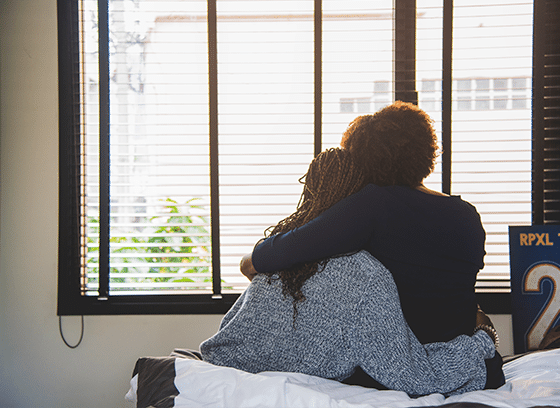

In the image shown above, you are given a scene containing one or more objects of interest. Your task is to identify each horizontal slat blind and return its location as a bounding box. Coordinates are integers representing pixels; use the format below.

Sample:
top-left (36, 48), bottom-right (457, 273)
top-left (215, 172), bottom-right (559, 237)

top-left (542, 1), bottom-right (560, 224)
top-left (80, 0), bottom-right (317, 296)
top-left (216, 1), bottom-right (315, 293)
top-left (78, 0), bottom-right (534, 298)
top-left (80, 0), bottom-right (101, 296)
top-left (416, 1), bottom-right (443, 191)
top-left (82, 0), bottom-right (214, 295)
top-left (321, 1), bottom-right (393, 148)
top-left (451, 1), bottom-right (533, 291)
top-left (413, 1), bottom-right (533, 292)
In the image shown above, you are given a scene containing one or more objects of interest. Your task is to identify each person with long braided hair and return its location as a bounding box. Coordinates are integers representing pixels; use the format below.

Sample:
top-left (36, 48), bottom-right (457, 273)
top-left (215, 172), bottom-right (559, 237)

top-left (263, 147), bottom-right (367, 320)
top-left (240, 101), bottom-right (505, 389)
top-left (200, 147), bottom-right (497, 397)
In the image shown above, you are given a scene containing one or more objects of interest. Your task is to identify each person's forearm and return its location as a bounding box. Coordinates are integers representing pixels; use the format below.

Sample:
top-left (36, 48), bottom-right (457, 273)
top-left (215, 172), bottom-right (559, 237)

top-left (252, 187), bottom-right (375, 273)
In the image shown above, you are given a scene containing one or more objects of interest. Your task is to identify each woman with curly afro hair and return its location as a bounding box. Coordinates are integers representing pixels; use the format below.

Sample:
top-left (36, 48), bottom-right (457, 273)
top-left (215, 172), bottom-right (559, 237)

top-left (201, 147), bottom-right (497, 397)
top-left (241, 101), bottom-right (504, 390)
top-left (340, 101), bottom-right (439, 188)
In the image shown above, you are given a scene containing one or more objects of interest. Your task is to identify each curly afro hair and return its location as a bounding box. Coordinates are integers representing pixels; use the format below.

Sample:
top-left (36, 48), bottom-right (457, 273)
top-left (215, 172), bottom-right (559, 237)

top-left (265, 148), bottom-right (366, 321)
top-left (340, 101), bottom-right (439, 187)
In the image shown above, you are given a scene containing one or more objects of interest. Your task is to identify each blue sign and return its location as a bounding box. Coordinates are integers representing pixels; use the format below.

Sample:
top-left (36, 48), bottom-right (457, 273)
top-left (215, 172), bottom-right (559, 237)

top-left (509, 225), bottom-right (560, 354)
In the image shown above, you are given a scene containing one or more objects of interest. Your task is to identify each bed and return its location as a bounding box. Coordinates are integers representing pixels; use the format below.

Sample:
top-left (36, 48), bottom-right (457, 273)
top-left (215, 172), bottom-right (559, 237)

top-left (126, 348), bottom-right (560, 408)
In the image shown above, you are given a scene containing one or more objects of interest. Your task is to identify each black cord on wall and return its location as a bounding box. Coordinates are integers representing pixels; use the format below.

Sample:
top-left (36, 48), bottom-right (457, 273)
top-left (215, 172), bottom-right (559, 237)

top-left (59, 315), bottom-right (84, 349)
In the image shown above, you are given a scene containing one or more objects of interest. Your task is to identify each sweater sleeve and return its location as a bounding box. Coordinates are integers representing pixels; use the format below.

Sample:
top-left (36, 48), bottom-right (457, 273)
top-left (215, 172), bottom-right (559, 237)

top-left (218, 289), bottom-right (246, 330)
top-left (252, 185), bottom-right (382, 273)
top-left (354, 286), bottom-right (495, 397)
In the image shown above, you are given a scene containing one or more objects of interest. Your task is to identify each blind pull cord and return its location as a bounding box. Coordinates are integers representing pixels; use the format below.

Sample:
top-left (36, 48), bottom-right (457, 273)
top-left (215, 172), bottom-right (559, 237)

top-left (59, 315), bottom-right (84, 349)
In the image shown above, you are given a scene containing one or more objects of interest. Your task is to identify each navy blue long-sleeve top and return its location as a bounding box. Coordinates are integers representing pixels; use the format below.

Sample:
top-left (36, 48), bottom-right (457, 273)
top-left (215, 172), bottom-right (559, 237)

top-left (252, 184), bottom-right (486, 344)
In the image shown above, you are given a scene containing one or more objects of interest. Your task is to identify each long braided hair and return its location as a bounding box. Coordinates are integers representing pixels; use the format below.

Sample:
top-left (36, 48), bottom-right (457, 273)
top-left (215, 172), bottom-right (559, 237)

top-left (264, 148), bottom-right (367, 320)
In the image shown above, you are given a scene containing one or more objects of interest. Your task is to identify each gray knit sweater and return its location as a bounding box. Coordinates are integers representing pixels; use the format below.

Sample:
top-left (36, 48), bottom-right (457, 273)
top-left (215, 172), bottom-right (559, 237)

top-left (200, 251), bottom-right (494, 397)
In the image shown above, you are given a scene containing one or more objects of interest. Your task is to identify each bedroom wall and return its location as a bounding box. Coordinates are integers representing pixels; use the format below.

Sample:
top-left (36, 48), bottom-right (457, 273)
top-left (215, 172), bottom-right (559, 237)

top-left (0, 0), bottom-right (513, 407)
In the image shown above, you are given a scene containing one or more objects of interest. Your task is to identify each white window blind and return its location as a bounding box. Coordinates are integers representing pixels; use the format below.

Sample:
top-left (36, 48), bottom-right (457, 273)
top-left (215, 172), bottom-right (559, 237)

top-left (416, 1), bottom-right (533, 292)
top-left (216, 1), bottom-right (315, 293)
top-left (81, 0), bottom-right (215, 295)
top-left (450, 1), bottom-right (533, 291)
top-left (72, 0), bottom-right (534, 304)
top-left (321, 1), bottom-right (393, 147)
top-left (79, 0), bottom-right (318, 296)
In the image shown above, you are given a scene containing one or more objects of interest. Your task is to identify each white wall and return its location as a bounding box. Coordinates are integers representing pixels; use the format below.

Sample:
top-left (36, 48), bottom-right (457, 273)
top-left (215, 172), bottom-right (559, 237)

top-left (0, 1), bottom-right (514, 407)
top-left (0, 1), bottom-right (223, 407)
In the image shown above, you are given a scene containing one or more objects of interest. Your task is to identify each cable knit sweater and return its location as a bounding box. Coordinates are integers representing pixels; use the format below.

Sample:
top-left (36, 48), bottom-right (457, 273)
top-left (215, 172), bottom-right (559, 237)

top-left (200, 251), bottom-right (494, 397)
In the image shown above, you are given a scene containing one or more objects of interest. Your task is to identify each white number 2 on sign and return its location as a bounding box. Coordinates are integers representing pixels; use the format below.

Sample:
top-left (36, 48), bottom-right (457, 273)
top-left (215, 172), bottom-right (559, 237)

top-left (524, 263), bottom-right (560, 350)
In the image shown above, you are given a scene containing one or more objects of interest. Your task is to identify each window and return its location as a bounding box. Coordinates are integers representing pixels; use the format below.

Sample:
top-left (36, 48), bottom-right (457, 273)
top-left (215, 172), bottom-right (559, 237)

top-left (340, 98), bottom-right (354, 113)
top-left (493, 78), bottom-right (508, 109)
top-left (494, 78), bottom-right (508, 91)
top-left (58, 0), bottom-right (546, 315)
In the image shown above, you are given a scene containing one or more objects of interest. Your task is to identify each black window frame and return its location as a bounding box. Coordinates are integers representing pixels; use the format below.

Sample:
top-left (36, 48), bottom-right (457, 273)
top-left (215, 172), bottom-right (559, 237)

top-left (58, 0), bottom-right (555, 316)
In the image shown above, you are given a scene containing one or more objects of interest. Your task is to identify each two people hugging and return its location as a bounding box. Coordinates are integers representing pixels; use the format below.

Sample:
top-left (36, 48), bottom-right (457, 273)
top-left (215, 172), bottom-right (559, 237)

top-left (199, 101), bottom-right (504, 397)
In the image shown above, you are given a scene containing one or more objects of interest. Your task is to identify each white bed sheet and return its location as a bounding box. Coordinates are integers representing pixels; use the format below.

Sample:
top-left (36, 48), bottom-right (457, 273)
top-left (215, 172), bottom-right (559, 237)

top-left (126, 349), bottom-right (560, 408)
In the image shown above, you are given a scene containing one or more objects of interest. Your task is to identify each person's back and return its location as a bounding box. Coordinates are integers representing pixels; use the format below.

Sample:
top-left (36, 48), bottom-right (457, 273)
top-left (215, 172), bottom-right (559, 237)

top-left (201, 251), bottom-right (494, 397)
top-left (336, 102), bottom-right (485, 344)
top-left (363, 185), bottom-right (485, 343)
top-left (251, 183), bottom-right (485, 344)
